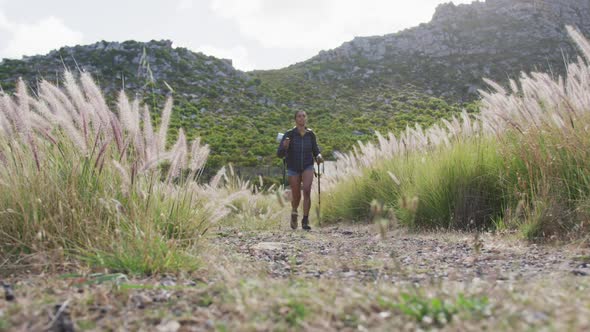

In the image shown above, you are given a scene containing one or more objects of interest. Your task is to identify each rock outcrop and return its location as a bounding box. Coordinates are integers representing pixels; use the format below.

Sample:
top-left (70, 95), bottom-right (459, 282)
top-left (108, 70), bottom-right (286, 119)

top-left (300, 0), bottom-right (590, 100)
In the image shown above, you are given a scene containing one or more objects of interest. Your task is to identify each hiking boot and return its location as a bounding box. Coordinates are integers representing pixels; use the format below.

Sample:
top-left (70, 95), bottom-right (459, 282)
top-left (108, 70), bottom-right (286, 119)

top-left (302, 216), bottom-right (311, 231)
top-left (290, 212), bottom-right (298, 230)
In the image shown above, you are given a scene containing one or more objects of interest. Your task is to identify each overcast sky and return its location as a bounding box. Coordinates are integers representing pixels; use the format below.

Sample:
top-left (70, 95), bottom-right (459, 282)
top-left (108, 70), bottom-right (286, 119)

top-left (0, 0), bottom-right (474, 71)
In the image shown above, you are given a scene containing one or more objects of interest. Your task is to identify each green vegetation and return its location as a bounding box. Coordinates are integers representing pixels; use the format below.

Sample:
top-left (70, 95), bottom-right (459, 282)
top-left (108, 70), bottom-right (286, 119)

top-left (378, 293), bottom-right (489, 326)
top-left (283, 299), bottom-right (308, 327)
top-left (321, 26), bottom-right (590, 240)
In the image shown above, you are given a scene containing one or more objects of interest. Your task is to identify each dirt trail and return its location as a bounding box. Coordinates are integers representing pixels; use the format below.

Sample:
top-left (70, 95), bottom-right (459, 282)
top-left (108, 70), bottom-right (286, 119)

top-left (212, 223), bottom-right (590, 284)
top-left (3, 224), bottom-right (590, 331)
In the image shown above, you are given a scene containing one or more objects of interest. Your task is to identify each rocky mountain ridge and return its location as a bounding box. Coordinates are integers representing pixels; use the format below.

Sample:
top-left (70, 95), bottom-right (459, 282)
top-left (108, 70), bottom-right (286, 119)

top-left (295, 0), bottom-right (590, 100)
top-left (0, 39), bottom-right (261, 112)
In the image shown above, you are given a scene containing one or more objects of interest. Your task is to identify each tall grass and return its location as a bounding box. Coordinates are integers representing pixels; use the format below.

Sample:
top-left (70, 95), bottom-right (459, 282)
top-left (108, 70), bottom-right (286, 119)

top-left (0, 71), bottom-right (227, 274)
top-left (323, 135), bottom-right (505, 230)
top-left (322, 26), bottom-right (590, 240)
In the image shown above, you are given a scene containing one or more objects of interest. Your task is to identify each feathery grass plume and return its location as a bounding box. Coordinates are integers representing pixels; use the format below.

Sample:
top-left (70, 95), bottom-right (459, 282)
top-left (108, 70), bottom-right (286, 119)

top-left (0, 96), bottom-right (14, 137)
top-left (2, 83), bottom-right (25, 136)
top-left (188, 137), bottom-right (209, 177)
top-left (109, 113), bottom-right (124, 153)
top-left (94, 138), bottom-right (112, 172)
top-left (19, 93), bottom-right (52, 134)
top-left (482, 77), bottom-right (507, 96)
top-left (209, 166), bottom-right (226, 189)
top-left (15, 80), bottom-right (43, 170)
top-left (39, 81), bottom-right (76, 124)
top-left (26, 111), bottom-right (51, 136)
top-left (41, 86), bottom-right (88, 153)
top-left (167, 128), bottom-right (188, 182)
top-left (29, 98), bottom-right (58, 126)
top-left (62, 70), bottom-right (85, 129)
top-left (80, 71), bottom-right (111, 133)
top-left (0, 105), bottom-right (11, 137)
top-left (117, 91), bottom-right (135, 136)
top-left (129, 98), bottom-right (144, 157)
top-left (567, 26), bottom-right (590, 62)
top-left (158, 97), bottom-right (173, 153)
top-left (142, 104), bottom-right (155, 162)
top-left (112, 160), bottom-right (131, 195)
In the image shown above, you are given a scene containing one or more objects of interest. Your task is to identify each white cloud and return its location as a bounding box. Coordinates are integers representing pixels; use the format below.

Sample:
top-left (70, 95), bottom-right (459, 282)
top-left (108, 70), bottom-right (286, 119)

top-left (0, 13), bottom-right (83, 59)
top-left (176, 0), bottom-right (195, 11)
top-left (0, 11), bottom-right (10, 30)
top-left (210, 0), bottom-right (475, 51)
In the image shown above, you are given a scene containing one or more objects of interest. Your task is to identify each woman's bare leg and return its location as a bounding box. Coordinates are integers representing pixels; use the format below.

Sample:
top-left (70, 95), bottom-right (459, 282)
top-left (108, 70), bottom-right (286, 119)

top-left (289, 174), bottom-right (302, 212)
top-left (289, 174), bottom-right (302, 229)
top-left (302, 169), bottom-right (314, 217)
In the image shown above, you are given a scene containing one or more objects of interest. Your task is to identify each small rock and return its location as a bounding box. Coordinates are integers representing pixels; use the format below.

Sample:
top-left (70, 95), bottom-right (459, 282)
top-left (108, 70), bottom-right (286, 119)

top-left (2, 283), bottom-right (14, 301)
top-left (463, 256), bottom-right (477, 266)
top-left (131, 293), bottom-right (152, 309)
top-left (52, 303), bottom-right (75, 332)
top-left (251, 242), bottom-right (288, 251)
top-left (156, 320), bottom-right (180, 332)
top-left (523, 310), bottom-right (549, 324)
top-left (154, 290), bottom-right (172, 302)
top-left (160, 278), bottom-right (176, 287)
top-left (572, 269), bottom-right (589, 276)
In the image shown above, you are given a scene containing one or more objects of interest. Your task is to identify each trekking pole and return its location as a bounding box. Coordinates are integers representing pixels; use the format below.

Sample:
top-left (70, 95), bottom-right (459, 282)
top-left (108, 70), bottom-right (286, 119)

top-left (318, 163), bottom-right (322, 227)
top-left (282, 158), bottom-right (287, 187)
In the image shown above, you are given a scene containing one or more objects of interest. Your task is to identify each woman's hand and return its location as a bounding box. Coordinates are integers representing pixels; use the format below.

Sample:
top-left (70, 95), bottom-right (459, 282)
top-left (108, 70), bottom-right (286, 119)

top-left (316, 154), bottom-right (324, 163)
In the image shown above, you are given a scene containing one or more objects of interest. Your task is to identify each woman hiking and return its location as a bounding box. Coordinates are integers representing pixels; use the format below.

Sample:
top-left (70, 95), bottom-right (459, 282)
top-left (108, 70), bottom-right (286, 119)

top-left (277, 110), bottom-right (324, 230)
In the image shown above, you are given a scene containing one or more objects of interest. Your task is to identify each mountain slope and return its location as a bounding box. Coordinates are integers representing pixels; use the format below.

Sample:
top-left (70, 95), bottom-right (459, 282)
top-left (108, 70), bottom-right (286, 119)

top-left (265, 0), bottom-right (590, 101)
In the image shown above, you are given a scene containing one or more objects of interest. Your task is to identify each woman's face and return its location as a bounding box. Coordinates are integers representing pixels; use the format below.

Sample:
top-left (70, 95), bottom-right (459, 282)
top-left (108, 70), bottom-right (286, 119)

top-left (295, 112), bottom-right (307, 126)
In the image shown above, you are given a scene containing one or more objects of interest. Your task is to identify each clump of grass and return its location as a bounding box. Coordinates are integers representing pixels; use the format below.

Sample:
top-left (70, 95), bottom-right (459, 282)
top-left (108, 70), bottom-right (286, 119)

top-left (398, 138), bottom-right (505, 230)
top-left (479, 26), bottom-right (590, 239)
top-left (378, 292), bottom-right (489, 327)
top-left (0, 71), bottom-right (218, 274)
top-left (322, 136), bottom-right (505, 230)
top-left (322, 26), bottom-right (590, 240)
top-left (283, 299), bottom-right (308, 327)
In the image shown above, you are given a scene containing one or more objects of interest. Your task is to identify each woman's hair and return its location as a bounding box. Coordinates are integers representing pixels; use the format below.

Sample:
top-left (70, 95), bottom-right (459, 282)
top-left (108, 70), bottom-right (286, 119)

top-left (294, 110), bottom-right (307, 119)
